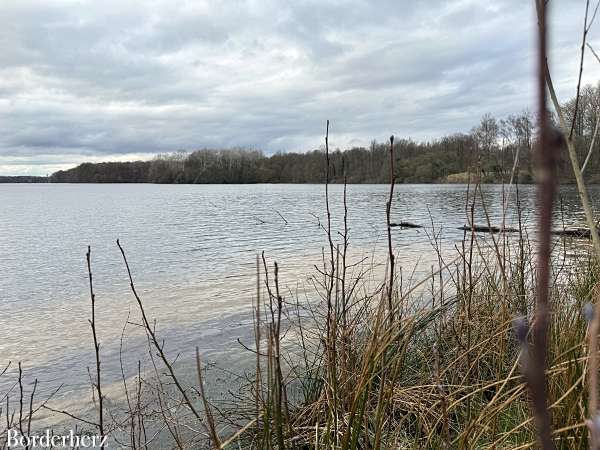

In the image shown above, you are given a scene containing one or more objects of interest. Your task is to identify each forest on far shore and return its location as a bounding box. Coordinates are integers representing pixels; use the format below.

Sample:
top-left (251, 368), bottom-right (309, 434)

top-left (21, 84), bottom-right (600, 184)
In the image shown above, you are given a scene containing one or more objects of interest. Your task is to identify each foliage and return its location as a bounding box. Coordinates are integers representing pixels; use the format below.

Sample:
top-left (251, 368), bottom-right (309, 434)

top-left (47, 84), bottom-right (600, 184)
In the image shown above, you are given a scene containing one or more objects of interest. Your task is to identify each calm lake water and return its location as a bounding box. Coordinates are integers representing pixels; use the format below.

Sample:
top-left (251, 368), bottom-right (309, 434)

top-left (0, 183), bottom-right (597, 424)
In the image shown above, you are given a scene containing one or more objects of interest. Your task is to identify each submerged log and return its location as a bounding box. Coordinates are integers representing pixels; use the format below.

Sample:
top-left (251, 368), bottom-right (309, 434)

top-left (390, 221), bottom-right (423, 229)
top-left (552, 228), bottom-right (591, 238)
top-left (458, 225), bottom-right (519, 233)
top-left (461, 224), bottom-right (594, 239)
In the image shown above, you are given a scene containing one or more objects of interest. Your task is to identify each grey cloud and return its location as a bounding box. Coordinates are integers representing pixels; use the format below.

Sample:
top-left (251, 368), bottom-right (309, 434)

top-left (0, 0), bottom-right (598, 175)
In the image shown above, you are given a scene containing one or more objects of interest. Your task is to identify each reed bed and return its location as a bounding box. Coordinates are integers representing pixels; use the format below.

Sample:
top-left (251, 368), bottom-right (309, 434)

top-left (224, 179), bottom-right (597, 449)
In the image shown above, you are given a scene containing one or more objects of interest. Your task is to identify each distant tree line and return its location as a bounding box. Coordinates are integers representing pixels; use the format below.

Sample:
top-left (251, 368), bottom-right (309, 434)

top-left (47, 132), bottom-right (530, 184)
top-left (49, 84), bottom-right (600, 184)
top-left (0, 176), bottom-right (48, 183)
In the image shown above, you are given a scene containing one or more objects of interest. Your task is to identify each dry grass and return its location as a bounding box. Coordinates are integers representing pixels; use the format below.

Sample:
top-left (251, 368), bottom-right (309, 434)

top-left (232, 203), bottom-right (598, 449)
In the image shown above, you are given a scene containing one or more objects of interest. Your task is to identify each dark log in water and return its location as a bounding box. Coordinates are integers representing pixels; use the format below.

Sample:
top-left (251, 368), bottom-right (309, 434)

top-left (460, 224), bottom-right (594, 239)
top-left (458, 225), bottom-right (519, 233)
top-left (390, 222), bottom-right (423, 229)
top-left (552, 228), bottom-right (592, 238)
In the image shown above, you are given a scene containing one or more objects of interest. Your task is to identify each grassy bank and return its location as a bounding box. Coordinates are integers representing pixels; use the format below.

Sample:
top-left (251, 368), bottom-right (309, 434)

top-left (224, 191), bottom-right (596, 449)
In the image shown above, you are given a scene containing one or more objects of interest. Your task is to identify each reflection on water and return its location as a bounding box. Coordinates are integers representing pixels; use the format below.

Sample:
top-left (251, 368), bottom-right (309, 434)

top-left (0, 183), bottom-right (597, 420)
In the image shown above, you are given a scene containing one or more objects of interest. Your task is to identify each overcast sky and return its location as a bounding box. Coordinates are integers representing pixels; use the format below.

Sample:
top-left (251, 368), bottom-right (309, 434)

top-left (1, 0), bottom-right (599, 175)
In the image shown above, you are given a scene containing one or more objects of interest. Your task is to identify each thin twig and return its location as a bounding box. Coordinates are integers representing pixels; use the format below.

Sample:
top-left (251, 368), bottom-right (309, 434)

top-left (582, 43), bottom-right (600, 174)
top-left (86, 246), bottom-right (105, 447)
top-left (570, 0), bottom-right (591, 140)
top-left (196, 348), bottom-right (221, 448)
top-left (40, 405), bottom-right (100, 428)
top-left (386, 135), bottom-right (396, 321)
top-left (116, 239), bottom-right (204, 424)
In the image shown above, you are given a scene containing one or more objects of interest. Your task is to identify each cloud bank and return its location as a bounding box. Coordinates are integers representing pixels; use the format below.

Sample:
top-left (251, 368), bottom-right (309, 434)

top-left (0, 0), bottom-right (598, 175)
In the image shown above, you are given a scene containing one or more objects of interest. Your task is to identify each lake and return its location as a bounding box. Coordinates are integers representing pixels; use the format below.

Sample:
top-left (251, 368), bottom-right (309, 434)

top-left (0, 183), bottom-right (596, 425)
